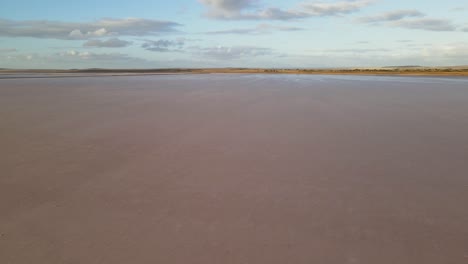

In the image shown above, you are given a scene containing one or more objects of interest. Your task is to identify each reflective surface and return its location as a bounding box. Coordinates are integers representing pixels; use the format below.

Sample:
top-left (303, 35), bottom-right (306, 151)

top-left (1, 74), bottom-right (468, 264)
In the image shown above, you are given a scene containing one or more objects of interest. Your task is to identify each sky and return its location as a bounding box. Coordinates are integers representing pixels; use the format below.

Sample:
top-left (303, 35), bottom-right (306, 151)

top-left (1, 0), bottom-right (467, 69)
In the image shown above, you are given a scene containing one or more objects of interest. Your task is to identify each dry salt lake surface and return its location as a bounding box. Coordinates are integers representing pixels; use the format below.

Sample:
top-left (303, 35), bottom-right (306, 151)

top-left (1, 73), bottom-right (468, 264)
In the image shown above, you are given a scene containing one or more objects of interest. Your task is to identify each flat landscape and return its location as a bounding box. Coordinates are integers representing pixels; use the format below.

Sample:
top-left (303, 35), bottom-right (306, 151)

top-left (1, 74), bottom-right (468, 264)
top-left (2, 66), bottom-right (468, 77)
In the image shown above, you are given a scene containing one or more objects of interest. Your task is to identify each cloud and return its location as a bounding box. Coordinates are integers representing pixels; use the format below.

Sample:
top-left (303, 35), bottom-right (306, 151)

top-left (449, 7), bottom-right (466, 12)
top-left (1, 49), bottom-right (217, 69)
top-left (358, 10), bottom-right (424, 23)
top-left (141, 38), bottom-right (185, 52)
top-left (322, 48), bottom-right (390, 53)
top-left (285, 42), bottom-right (468, 67)
top-left (420, 43), bottom-right (468, 60)
top-left (358, 10), bottom-right (458, 32)
top-left (198, 0), bottom-right (256, 17)
top-left (205, 24), bottom-right (304, 34)
top-left (2, 50), bottom-right (148, 63)
top-left (0, 48), bottom-right (17, 53)
top-left (300, 0), bottom-right (373, 16)
top-left (141, 38), bottom-right (274, 59)
top-left (83, 38), bottom-right (132, 48)
top-left (198, 0), bottom-right (373, 20)
top-left (0, 18), bottom-right (181, 40)
top-left (56, 50), bottom-right (138, 61)
top-left (391, 18), bottom-right (457, 31)
top-left (193, 45), bottom-right (272, 59)
top-left (69, 28), bottom-right (109, 39)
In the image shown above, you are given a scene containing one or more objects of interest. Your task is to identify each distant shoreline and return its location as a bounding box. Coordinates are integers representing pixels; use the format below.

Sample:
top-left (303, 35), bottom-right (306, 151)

top-left (1, 67), bottom-right (468, 77)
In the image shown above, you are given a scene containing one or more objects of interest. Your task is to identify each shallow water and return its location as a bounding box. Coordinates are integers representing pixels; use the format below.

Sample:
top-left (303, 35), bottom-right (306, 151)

top-left (1, 74), bottom-right (468, 264)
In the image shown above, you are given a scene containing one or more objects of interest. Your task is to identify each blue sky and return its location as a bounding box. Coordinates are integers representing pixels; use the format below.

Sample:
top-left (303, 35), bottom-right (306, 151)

top-left (1, 0), bottom-right (467, 69)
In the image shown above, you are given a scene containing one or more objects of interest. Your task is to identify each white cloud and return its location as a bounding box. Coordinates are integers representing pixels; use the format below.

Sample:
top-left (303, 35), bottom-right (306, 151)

top-left (391, 18), bottom-right (457, 31)
top-left (193, 45), bottom-right (272, 59)
top-left (83, 38), bottom-right (132, 48)
top-left (449, 7), bottom-right (466, 12)
top-left (198, 0), bottom-right (256, 18)
top-left (0, 18), bottom-right (181, 40)
top-left (0, 48), bottom-right (17, 53)
top-left (57, 50), bottom-right (140, 61)
top-left (358, 10), bottom-right (458, 32)
top-left (358, 10), bottom-right (424, 23)
top-left (199, 0), bottom-right (373, 20)
top-left (300, 0), bottom-right (373, 16)
top-left (69, 28), bottom-right (109, 39)
top-left (205, 24), bottom-right (305, 34)
top-left (421, 43), bottom-right (468, 59)
top-left (320, 48), bottom-right (391, 53)
top-left (141, 39), bottom-right (186, 52)
top-left (1, 50), bottom-right (155, 68)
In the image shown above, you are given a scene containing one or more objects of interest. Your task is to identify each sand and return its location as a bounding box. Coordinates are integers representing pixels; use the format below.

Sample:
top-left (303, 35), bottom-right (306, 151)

top-left (1, 74), bottom-right (468, 264)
